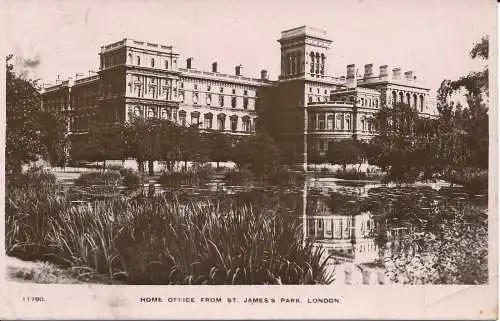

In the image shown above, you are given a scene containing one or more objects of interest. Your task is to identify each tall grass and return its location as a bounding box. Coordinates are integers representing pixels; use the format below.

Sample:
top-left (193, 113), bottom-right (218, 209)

top-left (159, 164), bottom-right (214, 187)
top-left (6, 176), bottom-right (333, 285)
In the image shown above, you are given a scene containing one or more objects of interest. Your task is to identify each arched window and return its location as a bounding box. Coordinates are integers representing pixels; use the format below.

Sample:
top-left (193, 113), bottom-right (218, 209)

top-left (318, 114), bottom-right (325, 130)
top-left (136, 56), bottom-right (141, 65)
top-left (327, 114), bottom-right (334, 130)
top-left (406, 93), bottom-right (411, 106)
top-left (230, 115), bottom-right (238, 132)
top-left (191, 111), bottom-right (200, 126)
top-left (345, 115), bottom-right (351, 130)
top-left (336, 115), bottom-right (343, 130)
top-left (320, 54), bottom-right (325, 75)
top-left (413, 94), bottom-right (418, 110)
top-left (420, 95), bottom-right (424, 112)
top-left (193, 92), bottom-right (199, 105)
top-left (315, 52), bottom-right (320, 74)
top-left (310, 52), bottom-right (315, 73)
top-left (204, 113), bottom-right (213, 129)
top-left (134, 106), bottom-right (141, 117)
top-left (179, 110), bottom-right (187, 126)
top-left (151, 58), bottom-right (155, 68)
top-left (148, 107), bottom-right (156, 119)
top-left (392, 91), bottom-right (397, 106)
top-left (206, 94), bottom-right (212, 106)
top-left (217, 114), bottom-right (226, 130)
top-left (399, 92), bottom-right (404, 104)
top-left (242, 116), bottom-right (251, 132)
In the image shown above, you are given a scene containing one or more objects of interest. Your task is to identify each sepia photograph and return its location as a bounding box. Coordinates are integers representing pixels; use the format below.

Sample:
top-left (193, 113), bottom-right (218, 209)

top-left (1, 0), bottom-right (497, 319)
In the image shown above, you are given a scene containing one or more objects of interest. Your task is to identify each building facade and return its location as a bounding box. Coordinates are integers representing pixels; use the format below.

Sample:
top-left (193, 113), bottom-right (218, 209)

top-left (41, 26), bottom-right (437, 162)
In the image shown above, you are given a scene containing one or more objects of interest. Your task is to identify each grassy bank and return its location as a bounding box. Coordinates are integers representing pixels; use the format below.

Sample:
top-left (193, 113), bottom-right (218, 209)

top-left (6, 171), bottom-right (333, 285)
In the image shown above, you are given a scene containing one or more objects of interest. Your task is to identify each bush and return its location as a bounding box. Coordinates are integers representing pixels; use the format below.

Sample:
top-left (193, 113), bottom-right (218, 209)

top-left (267, 170), bottom-right (305, 186)
top-left (74, 171), bottom-right (121, 186)
top-left (120, 168), bottom-right (144, 189)
top-left (331, 168), bottom-right (385, 181)
top-left (6, 187), bottom-right (334, 285)
top-left (223, 169), bottom-right (255, 186)
top-left (444, 167), bottom-right (488, 192)
top-left (159, 165), bottom-right (213, 187)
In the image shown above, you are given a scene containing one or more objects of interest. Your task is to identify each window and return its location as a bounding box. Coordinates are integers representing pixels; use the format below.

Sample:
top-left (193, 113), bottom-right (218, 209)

top-left (336, 115), bottom-right (343, 130)
top-left (134, 106), bottom-right (141, 117)
top-left (230, 116), bottom-right (238, 131)
top-left (204, 113), bottom-right (213, 129)
top-left (244, 90), bottom-right (248, 95)
top-left (317, 88), bottom-right (320, 94)
top-left (173, 110), bottom-right (177, 122)
top-left (165, 60), bottom-right (169, 69)
top-left (308, 96), bottom-right (313, 104)
top-left (191, 112), bottom-right (200, 126)
top-left (219, 95), bottom-right (224, 107)
top-left (242, 117), bottom-right (251, 132)
top-left (243, 97), bottom-right (249, 109)
top-left (178, 91), bottom-right (185, 102)
top-left (324, 89), bottom-right (327, 95)
top-left (219, 87), bottom-right (224, 93)
top-left (136, 56), bottom-right (141, 65)
top-left (179, 111), bottom-right (186, 126)
top-left (151, 58), bottom-right (155, 67)
top-left (327, 114), bottom-right (334, 130)
top-left (361, 117), bottom-right (366, 131)
top-left (129, 53), bottom-right (133, 64)
top-left (207, 86), bottom-right (211, 91)
top-left (232, 89), bottom-right (236, 94)
top-left (193, 92), bottom-right (199, 104)
top-left (318, 114), bottom-right (325, 130)
top-left (345, 115), bottom-right (351, 130)
top-left (217, 114), bottom-right (225, 130)
top-left (180, 82), bottom-right (184, 89)
top-left (309, 87), bottom-right (312, 93)
top-left (148, 107), bottom-right (156, 119)
top-left (206, 94), bottom-right (212, 105)
top-left (194, 84), bottom-right (198, 90)
top-left (231, 97), bottom-right (237, 108)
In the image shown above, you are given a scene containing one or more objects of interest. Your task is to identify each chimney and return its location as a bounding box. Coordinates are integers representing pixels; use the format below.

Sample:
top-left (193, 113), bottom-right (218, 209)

top-left (379, 65), bottom-right (388, 77)
top-left (212, 62), bottom-right (218, 73)
top-left (404, 71), bottom-right (414, 81)
top-left (364, 63), bottom-right (373, 78)
top-left (260, 69), bottom-right (268, 80)
top-left (392, 67), bottom-right (402, 80)
top-left (235, 64), bottom-right (243, 76)
top-left (186, 57), bottom-right (194, 69)
top-left (346, 64), bottom-right (357, 89)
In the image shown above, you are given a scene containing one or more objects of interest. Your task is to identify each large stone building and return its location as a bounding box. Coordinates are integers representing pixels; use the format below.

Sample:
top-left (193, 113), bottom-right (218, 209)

top-left (41, 25), bottom-right (436, 162)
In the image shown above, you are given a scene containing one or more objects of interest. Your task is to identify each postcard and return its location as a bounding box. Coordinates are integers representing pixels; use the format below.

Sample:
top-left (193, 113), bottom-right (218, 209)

top-left (1, 0), bottom-right (497, 319)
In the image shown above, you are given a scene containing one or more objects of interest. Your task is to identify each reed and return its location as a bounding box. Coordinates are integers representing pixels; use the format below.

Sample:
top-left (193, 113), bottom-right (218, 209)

top-left (6, 179), bottom-right (333, 285)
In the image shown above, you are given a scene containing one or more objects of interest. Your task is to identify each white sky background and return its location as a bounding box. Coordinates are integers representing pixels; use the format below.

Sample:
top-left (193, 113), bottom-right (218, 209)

top-left (5, 0), bottom-right (496, 95)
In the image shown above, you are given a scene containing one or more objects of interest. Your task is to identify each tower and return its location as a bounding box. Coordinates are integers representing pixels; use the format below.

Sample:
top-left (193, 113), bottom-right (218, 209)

top-left (278, 26), bottom-right (332, 80)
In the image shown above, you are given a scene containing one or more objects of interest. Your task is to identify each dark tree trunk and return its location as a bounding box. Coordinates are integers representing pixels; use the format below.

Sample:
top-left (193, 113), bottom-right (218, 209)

top-left (148, 160), bottom-right (154, 176)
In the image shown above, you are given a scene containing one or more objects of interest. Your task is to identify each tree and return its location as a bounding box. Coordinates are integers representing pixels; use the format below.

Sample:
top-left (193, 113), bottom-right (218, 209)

top-left (38, 111), bottom-right (69, 167)
top-left (326, 139), bottom-right (364, 171)
top-left (6, 54), bottom-right (45, 174)
top-left (205, 130), bottom-right (232, 170)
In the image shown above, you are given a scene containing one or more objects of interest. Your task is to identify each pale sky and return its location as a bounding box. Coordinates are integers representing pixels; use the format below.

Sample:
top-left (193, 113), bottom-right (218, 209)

top-left (5, 0), bottom-right (496, 94)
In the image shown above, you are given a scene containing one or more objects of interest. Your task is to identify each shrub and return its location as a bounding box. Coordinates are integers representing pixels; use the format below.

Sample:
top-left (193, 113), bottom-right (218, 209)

top-left (74, 171), bottom-right (121, 186)
top-left (223, 169), bottom-right (255, 186)
top-left (266, 170), bottom-right (305, 186)
top-left (444, 167), bottom-right (488, 192)
top-left (120, 168), bottom-right (144, 189)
